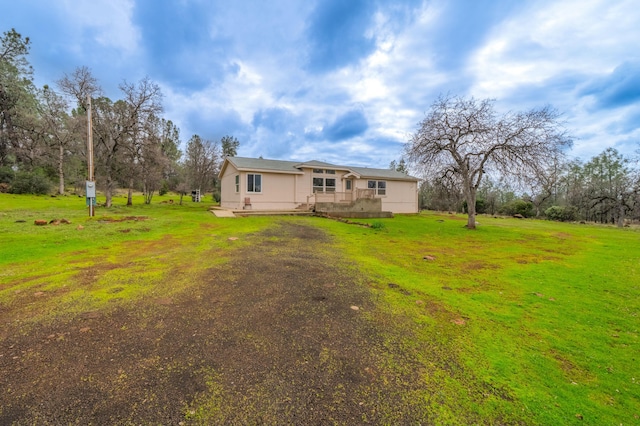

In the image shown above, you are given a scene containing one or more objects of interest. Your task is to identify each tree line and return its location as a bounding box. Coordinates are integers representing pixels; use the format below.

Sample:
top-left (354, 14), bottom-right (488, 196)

top-left (0, 28), bottom-right (240, 204)
top-left (407, 95), bottom-right (640, 228)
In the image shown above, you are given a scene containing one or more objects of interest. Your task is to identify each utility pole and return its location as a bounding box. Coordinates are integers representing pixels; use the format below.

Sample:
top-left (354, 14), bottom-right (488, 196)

top-left (86, 95), bottom-right (96, 216)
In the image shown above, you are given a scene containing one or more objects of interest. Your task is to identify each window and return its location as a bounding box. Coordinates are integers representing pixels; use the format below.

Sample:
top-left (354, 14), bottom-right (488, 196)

top-left (326, 169), bottom-right (336, 174)
top-left (313, 177), bottom-right (324, 193)
top-left (234, 175), bottom-right (239, 193)
top-left (247, 174), bottom-right (262, 192)
top-left (368, 180), bottom-right (387, 196)
top-left (313, 177), bottom-right (336, 193)
top-left (345, 180), bottom-right (352, 191)
top-left (325, 178), bottom-right (336, 192)
top-left (313, 169), bottom-right (324, 174)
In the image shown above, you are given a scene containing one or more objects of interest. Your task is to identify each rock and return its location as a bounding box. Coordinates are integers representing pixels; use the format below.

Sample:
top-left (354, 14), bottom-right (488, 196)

top-left (423, 255), bottom-right (436, 261)
top-left (350, 305), bottom-right (360, 311)
top-left (34, 220), bottom-right (48, 226)
top-left (388, 283), bottom-right (399, 288)
top-left (228, 237), bottom-right (239, 241)
top-left (513, 214), bottom-right (524, 219)
top-left (60, 218), bottom-right (71, 224)
top-left (49, 219), bottom-right (61, 225)
top-left (451, 318), bottom-right (466, 325)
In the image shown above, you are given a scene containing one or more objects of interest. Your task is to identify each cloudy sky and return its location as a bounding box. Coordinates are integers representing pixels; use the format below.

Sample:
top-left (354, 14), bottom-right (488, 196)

top-left (3, 0), bottom-right (639, 167)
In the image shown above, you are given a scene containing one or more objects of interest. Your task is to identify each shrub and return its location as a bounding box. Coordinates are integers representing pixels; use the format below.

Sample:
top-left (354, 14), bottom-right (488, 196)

top-left (159, 180), bottom-right (169, 196)
top-left (545, 205), bottom-right (578, 222)
top-left (10, 170), bottom-right (52, 195)
top-left (462, 198), bottom-right (487, 214)
top-left (371, 221), bottom-right (386, 230)
top-left (0, 166), bottom-right (14, 184)
top-left (499, 199), bottom-right (533, 218)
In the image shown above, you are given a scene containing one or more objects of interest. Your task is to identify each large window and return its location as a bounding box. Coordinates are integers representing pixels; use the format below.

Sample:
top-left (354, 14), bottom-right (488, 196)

top-left (368, 180), bottom-right (386, 196)
top-left (247, 174), bottom-right (262, 193)
top-left (313, 177), bottom-right (336, 193)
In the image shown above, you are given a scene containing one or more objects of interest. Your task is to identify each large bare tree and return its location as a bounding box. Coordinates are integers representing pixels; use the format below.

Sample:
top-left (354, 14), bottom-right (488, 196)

top-left (407, 94), bottom-right (571, 229)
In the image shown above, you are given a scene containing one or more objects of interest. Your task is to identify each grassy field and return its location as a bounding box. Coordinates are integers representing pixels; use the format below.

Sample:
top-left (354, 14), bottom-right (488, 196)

top-left (1, 193), bottom-right (638, 424)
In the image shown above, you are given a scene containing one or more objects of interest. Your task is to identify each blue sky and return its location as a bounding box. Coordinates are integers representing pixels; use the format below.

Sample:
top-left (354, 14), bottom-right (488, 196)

top-left (3, 0), bottom-right (639, 168)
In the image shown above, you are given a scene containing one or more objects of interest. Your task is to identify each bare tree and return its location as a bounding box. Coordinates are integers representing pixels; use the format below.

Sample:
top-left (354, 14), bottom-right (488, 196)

top-left (184, 135), bottom-right (220, 198)
top-left (38, 86), bottom-right (82, 194)
top-left (91, 77), bottom-right (162, 207)
top-left (57, 66), bottom-right (102, 112)
top-left (407, 94), bottom-right (571, 229)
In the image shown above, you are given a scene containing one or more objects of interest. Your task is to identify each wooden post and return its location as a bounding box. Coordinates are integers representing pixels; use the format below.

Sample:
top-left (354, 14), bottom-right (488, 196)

top-left (87, 95), bottom-right (95, 217)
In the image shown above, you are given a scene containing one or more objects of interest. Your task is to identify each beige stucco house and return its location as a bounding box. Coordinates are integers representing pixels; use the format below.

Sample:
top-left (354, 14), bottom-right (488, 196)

top-left (219, 156), bottom-right (420, 214)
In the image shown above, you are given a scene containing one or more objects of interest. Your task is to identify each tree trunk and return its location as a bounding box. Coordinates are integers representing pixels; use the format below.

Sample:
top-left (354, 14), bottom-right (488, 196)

top-left (127, 178), bottom-right (133, 206)
top-left (105, 174), bottom-right (113, 207)
top-left (465, 189), bottom-right (477, 230)
top-left (58, 144), bottom-right (65, 195)
top-left (617, 204), bottom-right (625, 228)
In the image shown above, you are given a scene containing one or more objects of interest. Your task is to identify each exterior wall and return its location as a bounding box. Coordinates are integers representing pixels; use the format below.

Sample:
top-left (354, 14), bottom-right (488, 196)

top-left (220, 163), bottom-right (242, 209)
top-left (221, 169), bottom-right (302, 210)
top-left (353, 178), bottom-right (418, 213)
top-left (249, 171), bottom-right (299, 210)
top-left (220, 160), bottom-right (418, 213)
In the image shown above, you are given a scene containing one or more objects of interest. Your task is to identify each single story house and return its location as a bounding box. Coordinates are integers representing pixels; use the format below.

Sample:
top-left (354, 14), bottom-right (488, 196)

top-left (219, 156), bottom-right (420, 214)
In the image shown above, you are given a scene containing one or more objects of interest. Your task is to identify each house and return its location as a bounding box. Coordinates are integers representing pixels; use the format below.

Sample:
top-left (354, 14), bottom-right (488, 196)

top-left (218, 156), bottom-right (420, 214)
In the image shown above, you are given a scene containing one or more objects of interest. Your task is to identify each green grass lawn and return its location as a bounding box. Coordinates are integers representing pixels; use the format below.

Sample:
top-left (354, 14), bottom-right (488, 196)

top-left (314, 213), bottom-right (640, 425)
top-left (1, 193), bottom-right (638, 424)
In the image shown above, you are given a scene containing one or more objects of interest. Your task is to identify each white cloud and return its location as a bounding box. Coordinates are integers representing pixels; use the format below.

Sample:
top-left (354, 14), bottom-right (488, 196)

top-left (468, 0), bottom-right (640, 100)
top-left (60, 0), bottom-right (140, 56)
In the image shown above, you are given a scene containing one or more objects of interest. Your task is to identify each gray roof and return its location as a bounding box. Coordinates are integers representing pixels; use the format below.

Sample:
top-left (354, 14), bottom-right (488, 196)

top-left (225, 157), bottom-right (303, 174)
top-left (223, 156), bottom-right (418, 181)
top-left (348, 166), bottom-right (418, 181)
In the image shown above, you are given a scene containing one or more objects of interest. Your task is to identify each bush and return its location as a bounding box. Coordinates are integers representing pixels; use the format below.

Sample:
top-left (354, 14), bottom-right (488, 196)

top-left (0, 166), bottom-right (14, 184)
top-left (10, 170), bottom-right (52, 195)
top-left (159, 180), bottom-right (169, 196)
top-left (545, 205), bottom-right (578, 222)
top-left (462, 198), bottom-right (487, 214)
top-left (499, 199), bottom-right (533, 218)
top-left (371, 221), bottom-right (386, 230)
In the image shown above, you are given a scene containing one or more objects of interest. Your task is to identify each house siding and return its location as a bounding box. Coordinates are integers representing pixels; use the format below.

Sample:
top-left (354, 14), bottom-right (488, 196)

top-left (219, 157), bottom-right (419, 213)
top-left (220, 163), bottom-right (241, 209)
top-left (353, 179), bottom-right (418, 214)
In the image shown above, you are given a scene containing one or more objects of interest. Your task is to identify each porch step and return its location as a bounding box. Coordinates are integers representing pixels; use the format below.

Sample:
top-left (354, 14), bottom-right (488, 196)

top-left (233, 210), bottom-right (316, 217)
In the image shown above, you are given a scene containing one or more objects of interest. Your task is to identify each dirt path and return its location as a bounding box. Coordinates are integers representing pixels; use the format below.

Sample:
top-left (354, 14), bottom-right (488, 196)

top-left (0, 222), bottom-right (428, 424)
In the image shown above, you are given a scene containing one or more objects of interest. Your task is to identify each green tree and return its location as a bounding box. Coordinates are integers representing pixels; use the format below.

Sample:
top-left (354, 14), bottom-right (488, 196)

top-left (583, 148), bottom-right (637, 227)
top-left (0, 28), bottom-right (38, 167)
top-left (221, 135), bottom-right (239, 157)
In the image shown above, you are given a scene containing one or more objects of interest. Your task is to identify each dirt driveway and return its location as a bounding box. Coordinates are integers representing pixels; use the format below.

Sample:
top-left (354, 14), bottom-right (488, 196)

top-left (1, 222), bottom-right (428, 424)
